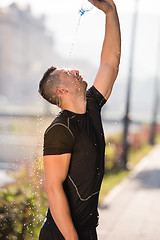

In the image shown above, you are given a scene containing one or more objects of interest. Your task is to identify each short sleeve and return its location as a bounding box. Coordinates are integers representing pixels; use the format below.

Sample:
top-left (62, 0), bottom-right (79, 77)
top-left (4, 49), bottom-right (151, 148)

top-left (86, 86), bottom-right (107, 110)
top-left (43, 124), bottom-right (75, 156)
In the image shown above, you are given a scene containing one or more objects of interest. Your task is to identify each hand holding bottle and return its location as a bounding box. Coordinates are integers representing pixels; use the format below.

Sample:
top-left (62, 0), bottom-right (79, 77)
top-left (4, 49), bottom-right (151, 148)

top-left (79, 0), bottom-right (94, 16)
top-left (88, 0), bottom-right (116, 14)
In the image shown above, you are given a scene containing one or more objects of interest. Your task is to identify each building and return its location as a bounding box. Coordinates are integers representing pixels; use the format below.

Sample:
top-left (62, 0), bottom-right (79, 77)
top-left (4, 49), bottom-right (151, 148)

top-left (0, 3), bottom-right (54, 107)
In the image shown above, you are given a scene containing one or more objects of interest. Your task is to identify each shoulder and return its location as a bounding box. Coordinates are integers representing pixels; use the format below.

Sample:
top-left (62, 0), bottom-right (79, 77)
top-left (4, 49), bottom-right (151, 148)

top-left (86, 85), bottom-right (107, 110)
top-left (43, 113), bottom-right (75, 156)
top-left (44, 112), bottom-right (75, 140)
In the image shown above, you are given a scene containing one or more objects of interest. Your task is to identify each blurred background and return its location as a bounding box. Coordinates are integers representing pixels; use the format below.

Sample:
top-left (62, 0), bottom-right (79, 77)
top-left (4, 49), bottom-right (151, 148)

top-left (0, 0), bottom-right (160, 239)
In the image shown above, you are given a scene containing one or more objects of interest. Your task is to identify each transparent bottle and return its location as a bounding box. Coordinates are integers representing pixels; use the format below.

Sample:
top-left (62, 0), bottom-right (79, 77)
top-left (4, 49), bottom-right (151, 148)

top-left (79, 0), bottom-right (94, 16)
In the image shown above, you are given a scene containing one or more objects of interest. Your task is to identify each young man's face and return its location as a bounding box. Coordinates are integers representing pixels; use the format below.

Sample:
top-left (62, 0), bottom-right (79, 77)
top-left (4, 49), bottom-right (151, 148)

top-left (53, 69), bottom-right (88, 95)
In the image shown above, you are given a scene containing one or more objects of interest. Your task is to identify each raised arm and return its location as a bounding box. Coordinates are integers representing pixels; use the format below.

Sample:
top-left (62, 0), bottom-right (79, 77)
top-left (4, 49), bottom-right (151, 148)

top-left (91, 0), bottom-right (121, 100)
top-left (44, 154), bottom-right (79, 240)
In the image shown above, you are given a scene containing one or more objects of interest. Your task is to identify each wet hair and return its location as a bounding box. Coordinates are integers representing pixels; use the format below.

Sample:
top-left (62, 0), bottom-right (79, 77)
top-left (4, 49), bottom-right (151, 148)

top-left (38, 66), bottom-right (61, 106)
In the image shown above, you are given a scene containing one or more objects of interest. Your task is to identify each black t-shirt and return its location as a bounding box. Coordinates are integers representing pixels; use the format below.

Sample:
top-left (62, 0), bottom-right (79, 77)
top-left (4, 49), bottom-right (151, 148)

top-left (42, 86), bottom-right (106, 232)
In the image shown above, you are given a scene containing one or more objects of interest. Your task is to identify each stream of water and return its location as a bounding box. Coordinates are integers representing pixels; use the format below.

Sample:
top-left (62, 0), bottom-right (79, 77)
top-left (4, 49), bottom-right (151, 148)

top-left (69, 14), bottom-right (82, 57)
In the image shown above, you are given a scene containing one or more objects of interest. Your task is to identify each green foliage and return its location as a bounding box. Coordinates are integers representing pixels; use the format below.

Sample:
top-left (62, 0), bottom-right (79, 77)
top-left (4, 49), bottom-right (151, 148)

top-left (105, 133), bottom-right (123, 171)
top-left (104, 125), bottom-right (158, 172)
top-left (100, 125), bottom-right (160, 202)
top-left (105, 143), bottom-right (117, 170)
top-left (0, 159), bottom-right (48, 240)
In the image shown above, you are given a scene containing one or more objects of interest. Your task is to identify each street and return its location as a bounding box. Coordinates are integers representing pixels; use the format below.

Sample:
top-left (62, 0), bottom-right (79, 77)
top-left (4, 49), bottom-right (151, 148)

top-left (97, 144), bottom-right (160, 240)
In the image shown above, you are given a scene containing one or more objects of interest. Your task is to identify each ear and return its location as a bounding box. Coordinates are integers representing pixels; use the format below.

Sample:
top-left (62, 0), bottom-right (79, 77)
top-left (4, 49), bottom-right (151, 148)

top-left (55, 87), bottom-right (68, 96)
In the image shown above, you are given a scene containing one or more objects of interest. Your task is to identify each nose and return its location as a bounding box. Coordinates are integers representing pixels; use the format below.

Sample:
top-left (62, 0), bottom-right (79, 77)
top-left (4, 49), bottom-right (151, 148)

top-left (75, 70), bottom-right (79, 75)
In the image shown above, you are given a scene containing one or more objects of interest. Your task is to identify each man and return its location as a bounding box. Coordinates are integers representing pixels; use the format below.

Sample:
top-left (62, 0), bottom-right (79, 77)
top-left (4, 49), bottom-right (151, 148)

top-left (38, 0), bottom-right (121, 239)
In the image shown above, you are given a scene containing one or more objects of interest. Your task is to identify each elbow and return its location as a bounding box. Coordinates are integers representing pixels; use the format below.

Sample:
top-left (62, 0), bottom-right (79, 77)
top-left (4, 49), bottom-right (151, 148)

top-left (45, 181), bottom-right (62, 196)
top-left (112, 56), bottom-right (120, 78)
top-left (100, 55), bottom-right (121, 74)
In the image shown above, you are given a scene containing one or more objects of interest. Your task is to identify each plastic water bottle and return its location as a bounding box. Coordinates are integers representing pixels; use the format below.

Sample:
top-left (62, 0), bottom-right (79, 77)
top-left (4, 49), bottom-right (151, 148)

top-left (79, 0), bottom-right (94, 16)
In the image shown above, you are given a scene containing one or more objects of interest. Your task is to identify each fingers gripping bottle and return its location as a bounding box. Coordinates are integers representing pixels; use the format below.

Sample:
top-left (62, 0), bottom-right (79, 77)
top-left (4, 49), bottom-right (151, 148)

top-left (79, 0), bottom-right (94, 16)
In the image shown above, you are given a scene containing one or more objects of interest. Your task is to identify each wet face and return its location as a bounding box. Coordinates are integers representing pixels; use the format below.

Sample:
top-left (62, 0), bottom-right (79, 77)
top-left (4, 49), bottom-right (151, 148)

top-left (52, 69), bottom-right (88, 95)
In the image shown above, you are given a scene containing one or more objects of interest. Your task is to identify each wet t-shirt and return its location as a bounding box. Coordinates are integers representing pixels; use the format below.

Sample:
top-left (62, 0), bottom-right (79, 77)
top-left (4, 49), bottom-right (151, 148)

top-left (42, 86), bottom-right (106, 233)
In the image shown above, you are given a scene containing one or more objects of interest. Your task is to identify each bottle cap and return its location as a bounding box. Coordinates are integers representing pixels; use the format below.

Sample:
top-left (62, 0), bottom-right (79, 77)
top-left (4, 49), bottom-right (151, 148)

top-left (78, 9), bottom-right (85, 16)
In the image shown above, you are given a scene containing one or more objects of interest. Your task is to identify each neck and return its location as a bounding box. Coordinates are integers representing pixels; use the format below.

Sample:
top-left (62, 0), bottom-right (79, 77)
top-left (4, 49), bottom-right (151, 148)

top-left (61, 95), bottom-right (87, 114)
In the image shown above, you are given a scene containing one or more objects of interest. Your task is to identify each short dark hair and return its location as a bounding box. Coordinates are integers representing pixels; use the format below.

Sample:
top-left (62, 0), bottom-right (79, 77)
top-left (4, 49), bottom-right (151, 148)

top-left (38, 66), bottom-right (61, 106)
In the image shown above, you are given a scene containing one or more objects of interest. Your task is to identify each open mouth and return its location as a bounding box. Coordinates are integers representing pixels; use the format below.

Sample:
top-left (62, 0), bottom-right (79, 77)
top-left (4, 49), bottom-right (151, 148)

top-left (77, 75), bottom-right (83, 82)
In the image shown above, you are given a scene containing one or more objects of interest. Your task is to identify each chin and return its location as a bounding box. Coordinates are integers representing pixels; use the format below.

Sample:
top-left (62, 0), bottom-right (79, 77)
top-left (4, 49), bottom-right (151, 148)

top-left (82, 80), bottom-right (88, 89)
top-left (75, 80), bottom-right (88, 94)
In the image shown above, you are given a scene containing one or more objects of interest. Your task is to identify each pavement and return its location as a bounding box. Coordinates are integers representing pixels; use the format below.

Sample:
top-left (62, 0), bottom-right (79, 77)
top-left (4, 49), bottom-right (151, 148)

top-left (97, 144), bottom-right (160, 240)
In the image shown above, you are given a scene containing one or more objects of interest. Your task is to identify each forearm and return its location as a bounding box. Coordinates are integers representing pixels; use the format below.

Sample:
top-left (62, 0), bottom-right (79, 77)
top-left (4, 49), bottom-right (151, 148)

top-left (46, 184), bottom-right (78, 240)
top-left (101, 7), bottom-right (121, 68)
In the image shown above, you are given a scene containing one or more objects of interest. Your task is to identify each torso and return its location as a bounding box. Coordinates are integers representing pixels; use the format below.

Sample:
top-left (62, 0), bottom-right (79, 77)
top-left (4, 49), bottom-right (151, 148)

top-left (42, 86), bottom-right (106, 232)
